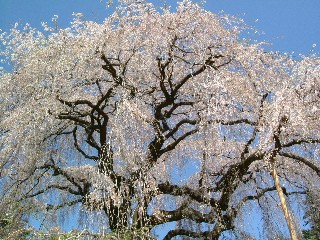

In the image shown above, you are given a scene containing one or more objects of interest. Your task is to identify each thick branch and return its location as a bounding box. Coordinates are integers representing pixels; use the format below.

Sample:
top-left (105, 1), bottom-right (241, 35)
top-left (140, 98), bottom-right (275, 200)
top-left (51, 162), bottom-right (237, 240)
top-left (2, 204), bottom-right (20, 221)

top-left (160, 128), bottom-right (198, 155)
top-left (165, 101), bottom-right (194, 118)
top-left (216, 118), bottom-right (256, 126)
top-left (172, 54), bottom-right (226, 96)
top-left (57, 114), bottom-right (90, 127)
top-left (282, 138), bottom-right (320, 148)
top-left (39, 164), bottom-right (85, 195)
top-left (163, 228), bottom-right (219, 240)
top-left (158, 182), bottom-right (217, 207)
top-left (150, 205), bottom-right (215, 226)
top-left (57, 97), bottom-right (108, 118)
top-left (101, 54), bottom-right (119, 79)
top-left (165, 119), bottom-right (197, 139)
top-left (73, 127), bottom-right (98, 160)
top-left (172, 65), bottom-right (207, 96)
top-left (236, 186), bottom-right (305, 212)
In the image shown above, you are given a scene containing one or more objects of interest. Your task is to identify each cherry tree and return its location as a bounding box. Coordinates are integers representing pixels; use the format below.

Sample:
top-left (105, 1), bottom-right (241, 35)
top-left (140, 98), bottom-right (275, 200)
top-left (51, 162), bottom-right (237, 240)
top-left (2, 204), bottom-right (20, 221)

top-left (0, 0), bottom-right (319, 239)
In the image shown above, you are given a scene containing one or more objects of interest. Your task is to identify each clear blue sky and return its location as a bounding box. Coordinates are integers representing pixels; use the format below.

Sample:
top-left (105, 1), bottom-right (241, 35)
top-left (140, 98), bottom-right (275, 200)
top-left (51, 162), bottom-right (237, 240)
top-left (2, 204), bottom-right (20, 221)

top-left (0, 0), bottom-right (319, 238)
top-left (1, 0), bottom-right (320, 55)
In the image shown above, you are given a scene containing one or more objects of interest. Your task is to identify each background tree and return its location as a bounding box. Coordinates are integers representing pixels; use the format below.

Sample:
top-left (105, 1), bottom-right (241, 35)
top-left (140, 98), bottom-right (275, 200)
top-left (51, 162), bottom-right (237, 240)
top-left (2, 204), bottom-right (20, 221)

top-left (303, 191), bottom-right (320, 240)
top-left (1, 0), bottom-right (320, 239)
top-left (0, 195), bottom-right (36, 239)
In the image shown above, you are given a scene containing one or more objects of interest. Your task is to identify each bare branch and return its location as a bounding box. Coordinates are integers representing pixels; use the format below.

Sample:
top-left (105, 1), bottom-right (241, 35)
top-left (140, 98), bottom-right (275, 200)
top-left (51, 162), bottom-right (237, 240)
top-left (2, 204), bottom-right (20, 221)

top-left (282, 138), bottom-right (320, 148)
top-left (150, 205), bottom-right (216, 225)
top-left (279, 152), bottom-right (320, 177)
top-left (73, 127), bottom-right (99, 160)
top-left (39, 163), bottom-right (85, 194)
top-left (165, 119), bottom-right (197, 139)
top-left (25, 184), bottom-right (82, 198)
top-left (46, 198), bottom-right (83, 211)
top-left (215, 118), bottom-right (256, 126)
top-left (158, 182), bottom-right (217, 207)
top-left (160, 128), bottom-right (198, 155)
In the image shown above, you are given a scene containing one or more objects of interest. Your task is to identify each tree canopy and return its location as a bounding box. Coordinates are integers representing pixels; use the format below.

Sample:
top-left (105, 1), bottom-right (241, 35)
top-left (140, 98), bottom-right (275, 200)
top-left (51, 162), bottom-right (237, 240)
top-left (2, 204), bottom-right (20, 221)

top-left (0, 0), bottom-right (320, 239)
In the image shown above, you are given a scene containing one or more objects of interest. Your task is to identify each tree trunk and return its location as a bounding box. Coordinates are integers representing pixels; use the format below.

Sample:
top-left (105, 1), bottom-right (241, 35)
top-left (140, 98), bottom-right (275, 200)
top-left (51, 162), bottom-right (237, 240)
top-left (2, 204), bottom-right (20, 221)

top-left (271, 162), bottom-right (298, 240)
top-left (104, 203), bottom-right (129, 231)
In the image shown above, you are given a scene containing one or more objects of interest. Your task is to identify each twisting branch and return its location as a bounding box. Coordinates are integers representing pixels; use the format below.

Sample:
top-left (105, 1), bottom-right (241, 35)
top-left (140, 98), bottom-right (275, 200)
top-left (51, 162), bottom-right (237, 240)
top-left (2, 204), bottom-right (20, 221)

top-left (39, 163), bottom-right (85, 195)
top-left (172, 54), bottom-right (227, 96)
top-left (279, 152), bottom-right (320, 177)
top-left (73, 127), bottom-right (98, 160)
top-left (150, 205), bottom-right (216, 225)
top-left (157, 56), bottom-right (172, 101)
top-left (160, 128), bottom-right (198, 155)
top-left (96, 87), bottom-right (114, 108)
top-left (57, 97), bottom-right (108, 118)
top-left (215, 118), bottom-right (256, 126)
top-left (157, 182), bottom-right (217, 206)
top-left (235, 186), bottom-right (305, 213)
top-left (165, 119), bottom-right (197, 139)
top-left (101, 54), bottom-right (119, 80)
top-left (25, 184), bottom-right (82, 198)
top-left (212, 94), bottom-right (268, 212)
top-left (282, 138), bottom-right (320, 148)
top-left (46, 198), bottom-right (83, 211)
top-left (215, 151), bottom-right (265, 210)
top-left (172, 64), bottom-right (207, 96)
top-left (57, 114), bottom-right (90, 127)
top-left (165, 101), bottom-right (194, 118)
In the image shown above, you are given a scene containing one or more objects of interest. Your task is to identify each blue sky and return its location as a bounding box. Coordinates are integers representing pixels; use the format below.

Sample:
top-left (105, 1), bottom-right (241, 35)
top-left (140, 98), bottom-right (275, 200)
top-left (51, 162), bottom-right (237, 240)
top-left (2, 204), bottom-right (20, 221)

top-left (1, 0), bottom-right (319, 55)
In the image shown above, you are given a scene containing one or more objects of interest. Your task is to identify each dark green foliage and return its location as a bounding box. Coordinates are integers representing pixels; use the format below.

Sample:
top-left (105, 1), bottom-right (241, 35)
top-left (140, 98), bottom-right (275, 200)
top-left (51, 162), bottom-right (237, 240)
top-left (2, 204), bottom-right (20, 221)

top-left (303, 191), bottom-right (320, 240)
